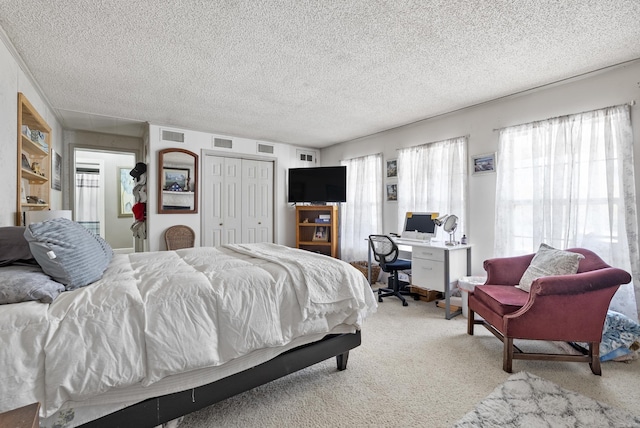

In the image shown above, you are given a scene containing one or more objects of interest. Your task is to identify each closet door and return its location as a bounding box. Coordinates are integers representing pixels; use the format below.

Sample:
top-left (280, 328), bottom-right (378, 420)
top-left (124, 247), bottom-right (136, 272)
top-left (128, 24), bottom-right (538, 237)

top-left (203, 155), bottom-right (273, 247)
top-left (203, 156), bottom-right (242, 246)
top-left (242, 159), bottom-right (273, 243)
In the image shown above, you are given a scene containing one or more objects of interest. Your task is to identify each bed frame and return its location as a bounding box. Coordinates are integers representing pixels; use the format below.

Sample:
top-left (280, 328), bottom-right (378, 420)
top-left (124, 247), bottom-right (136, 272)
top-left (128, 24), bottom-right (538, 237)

top-left (80, 332), bottom-right (361, 427)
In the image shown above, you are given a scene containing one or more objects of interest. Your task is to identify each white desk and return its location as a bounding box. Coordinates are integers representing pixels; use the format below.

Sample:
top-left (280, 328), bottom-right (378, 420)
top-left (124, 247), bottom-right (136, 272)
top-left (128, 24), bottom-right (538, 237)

top-left (368, 238), bottom-right (472, 319)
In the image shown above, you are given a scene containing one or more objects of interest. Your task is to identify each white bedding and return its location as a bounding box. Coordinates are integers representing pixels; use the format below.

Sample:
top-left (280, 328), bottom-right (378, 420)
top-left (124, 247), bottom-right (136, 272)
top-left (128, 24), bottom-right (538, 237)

top-left (0, 243), bottom-right (376, 423)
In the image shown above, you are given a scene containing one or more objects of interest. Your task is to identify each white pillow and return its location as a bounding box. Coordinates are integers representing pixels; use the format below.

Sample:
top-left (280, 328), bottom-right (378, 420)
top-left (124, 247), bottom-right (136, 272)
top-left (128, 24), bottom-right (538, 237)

top-left (517, 243), bottom-right (585, 292)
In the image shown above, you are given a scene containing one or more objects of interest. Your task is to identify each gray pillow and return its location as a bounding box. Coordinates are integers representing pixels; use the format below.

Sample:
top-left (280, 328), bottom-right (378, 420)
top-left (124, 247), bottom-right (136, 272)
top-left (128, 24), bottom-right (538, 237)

top-left (0, 226), bottom-right (35, 266)
top-left (0, 265), bottom-right (64, 304)
top-left (517, 243), bottom-right (585, 292)
top-left (24, 218), bottom-right (113, 290)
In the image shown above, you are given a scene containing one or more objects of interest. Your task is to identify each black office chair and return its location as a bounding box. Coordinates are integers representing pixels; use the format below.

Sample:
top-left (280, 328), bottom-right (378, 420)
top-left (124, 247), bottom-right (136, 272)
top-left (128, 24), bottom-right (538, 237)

top-left (368, 235), bottom-right (417, 306)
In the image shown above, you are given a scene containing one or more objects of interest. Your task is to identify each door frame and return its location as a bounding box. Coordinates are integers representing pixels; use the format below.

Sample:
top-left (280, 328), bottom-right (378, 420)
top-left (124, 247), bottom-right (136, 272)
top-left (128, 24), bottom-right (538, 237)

top-left (70, 144), bottom-right (142, 252)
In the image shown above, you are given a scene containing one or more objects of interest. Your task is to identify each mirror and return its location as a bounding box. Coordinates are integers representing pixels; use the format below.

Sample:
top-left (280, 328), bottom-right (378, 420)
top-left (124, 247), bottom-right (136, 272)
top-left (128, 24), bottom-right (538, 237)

top-left (158, 148), bottom-right (198, 214)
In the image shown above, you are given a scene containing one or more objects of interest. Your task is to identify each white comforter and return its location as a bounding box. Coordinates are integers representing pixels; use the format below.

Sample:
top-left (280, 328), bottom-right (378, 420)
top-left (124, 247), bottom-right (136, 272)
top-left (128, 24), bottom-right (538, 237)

top-left (0, 244), bottom-right (376, 418)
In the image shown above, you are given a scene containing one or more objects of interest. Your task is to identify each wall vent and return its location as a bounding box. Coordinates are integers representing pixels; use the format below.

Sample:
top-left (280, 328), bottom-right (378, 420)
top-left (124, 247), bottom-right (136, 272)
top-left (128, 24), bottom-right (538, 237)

top-left (296, 149), bottom-right (316, 163)
top-left (214, 137), bottom-right (233, 149)
top-left (257, 143), bottom-right (274, 154)
top-left (161, 129), bottom-right (185, 143)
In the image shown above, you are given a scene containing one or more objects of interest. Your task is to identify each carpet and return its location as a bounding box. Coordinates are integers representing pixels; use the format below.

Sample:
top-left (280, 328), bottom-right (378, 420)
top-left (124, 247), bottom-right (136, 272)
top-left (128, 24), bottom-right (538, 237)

top-left (454, 371), bottom-right (640, 427)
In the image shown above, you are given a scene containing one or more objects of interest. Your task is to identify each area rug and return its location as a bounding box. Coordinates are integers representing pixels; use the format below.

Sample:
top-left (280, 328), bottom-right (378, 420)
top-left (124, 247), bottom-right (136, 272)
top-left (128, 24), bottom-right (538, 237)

top-left (454, 371), bottom-right (640, 427)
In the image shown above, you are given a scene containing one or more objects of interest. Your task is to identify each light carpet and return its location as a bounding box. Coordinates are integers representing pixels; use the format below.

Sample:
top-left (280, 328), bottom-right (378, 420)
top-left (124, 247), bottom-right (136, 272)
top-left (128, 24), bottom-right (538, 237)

top-left (179, 289), bottom-right (640, 427)
top-left (454, 371), bottom-right (640, 427)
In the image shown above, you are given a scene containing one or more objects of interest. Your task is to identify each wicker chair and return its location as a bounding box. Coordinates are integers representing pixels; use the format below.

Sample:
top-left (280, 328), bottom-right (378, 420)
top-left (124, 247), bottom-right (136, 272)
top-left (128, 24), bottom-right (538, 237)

top-left (164, 225), bottom-right (195, 250)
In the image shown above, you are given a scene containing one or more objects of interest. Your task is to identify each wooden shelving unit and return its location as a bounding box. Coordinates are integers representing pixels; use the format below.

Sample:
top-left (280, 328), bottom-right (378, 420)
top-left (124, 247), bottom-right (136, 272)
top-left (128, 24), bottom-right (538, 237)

top-left (295, 205), bottom-right (339, 258)
top-left (16, 93), bottom-right (51, 225)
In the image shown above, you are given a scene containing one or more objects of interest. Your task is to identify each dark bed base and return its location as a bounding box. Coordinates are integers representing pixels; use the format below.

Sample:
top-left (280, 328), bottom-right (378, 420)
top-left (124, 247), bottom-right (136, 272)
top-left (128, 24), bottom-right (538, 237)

top-left (80, 331), bottom-right (361, 428)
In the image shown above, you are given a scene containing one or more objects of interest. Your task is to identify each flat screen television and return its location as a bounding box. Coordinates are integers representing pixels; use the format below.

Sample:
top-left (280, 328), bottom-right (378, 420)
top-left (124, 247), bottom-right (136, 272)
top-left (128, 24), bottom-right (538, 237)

top-left (287, 166), bottom-right (347, 203)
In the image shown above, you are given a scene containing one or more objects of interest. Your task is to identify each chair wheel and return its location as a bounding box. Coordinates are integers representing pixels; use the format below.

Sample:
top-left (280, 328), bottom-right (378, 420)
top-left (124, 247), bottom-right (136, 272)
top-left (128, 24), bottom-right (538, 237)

top-left (403, 300), bottom-right (408, 307)
top-left (378, 296), bottom-right (383, 302)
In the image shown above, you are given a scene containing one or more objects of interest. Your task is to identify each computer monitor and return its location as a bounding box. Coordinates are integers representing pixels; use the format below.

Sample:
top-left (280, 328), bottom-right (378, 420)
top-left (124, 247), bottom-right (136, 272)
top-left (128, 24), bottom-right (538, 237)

top-left (401, 212), bottom-right (439, 241)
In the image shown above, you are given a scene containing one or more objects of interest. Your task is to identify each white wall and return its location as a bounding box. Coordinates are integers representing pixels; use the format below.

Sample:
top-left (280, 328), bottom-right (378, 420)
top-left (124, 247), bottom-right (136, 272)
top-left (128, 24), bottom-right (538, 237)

top-left (0, 32), bottom-right (63, 226)
top-left (147, 124), bottom-right (318, 251)
top-left (321, 60), bottom-right (640, 276)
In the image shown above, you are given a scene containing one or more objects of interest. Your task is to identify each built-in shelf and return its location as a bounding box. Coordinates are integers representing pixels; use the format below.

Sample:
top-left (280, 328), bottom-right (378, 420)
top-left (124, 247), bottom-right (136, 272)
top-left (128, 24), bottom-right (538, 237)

top-left (16, 93), bottom-right (52, 225)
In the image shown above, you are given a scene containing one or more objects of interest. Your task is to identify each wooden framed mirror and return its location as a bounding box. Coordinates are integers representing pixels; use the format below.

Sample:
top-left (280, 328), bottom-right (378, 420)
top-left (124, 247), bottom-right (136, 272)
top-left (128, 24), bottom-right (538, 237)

top-left (158, 148), bottom-right (198, 214)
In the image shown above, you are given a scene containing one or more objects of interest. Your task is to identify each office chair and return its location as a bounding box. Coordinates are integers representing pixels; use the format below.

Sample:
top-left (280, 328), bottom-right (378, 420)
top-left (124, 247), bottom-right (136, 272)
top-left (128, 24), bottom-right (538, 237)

top-left (368, 235), bottom-right (417, 306)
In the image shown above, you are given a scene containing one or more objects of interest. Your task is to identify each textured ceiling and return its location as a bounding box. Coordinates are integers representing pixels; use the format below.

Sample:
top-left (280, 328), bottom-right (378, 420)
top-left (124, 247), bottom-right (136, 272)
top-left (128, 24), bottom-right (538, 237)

top-left (1, 1), bottom-right (639, 148)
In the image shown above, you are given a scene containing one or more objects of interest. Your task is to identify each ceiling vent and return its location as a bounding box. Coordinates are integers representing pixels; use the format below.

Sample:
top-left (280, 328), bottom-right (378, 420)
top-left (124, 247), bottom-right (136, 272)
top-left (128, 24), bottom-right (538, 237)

top-left (161, 129), bottom-right (185, 143)
top-left (257, 143), bottom-right (274, 154)
top-left (214, 137), bottom-right (233, 149)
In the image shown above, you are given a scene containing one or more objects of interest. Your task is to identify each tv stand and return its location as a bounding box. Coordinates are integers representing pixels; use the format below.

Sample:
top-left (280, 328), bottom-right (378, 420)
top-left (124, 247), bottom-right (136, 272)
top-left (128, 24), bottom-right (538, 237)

top-left (295, 205), bottom-right (338, 258)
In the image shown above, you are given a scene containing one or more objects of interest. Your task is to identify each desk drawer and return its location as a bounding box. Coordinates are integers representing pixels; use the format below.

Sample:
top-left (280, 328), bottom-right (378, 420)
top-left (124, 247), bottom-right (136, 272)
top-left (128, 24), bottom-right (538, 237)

top-left (411, 258), bottom-right (445, 292)
top-left (412, 246), bottom-right (445, 262)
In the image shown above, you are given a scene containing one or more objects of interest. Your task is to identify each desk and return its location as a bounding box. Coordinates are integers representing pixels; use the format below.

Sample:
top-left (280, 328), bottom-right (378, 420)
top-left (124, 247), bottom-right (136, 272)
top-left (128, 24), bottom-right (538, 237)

top-left (368, 239), bottom-right (471, 319)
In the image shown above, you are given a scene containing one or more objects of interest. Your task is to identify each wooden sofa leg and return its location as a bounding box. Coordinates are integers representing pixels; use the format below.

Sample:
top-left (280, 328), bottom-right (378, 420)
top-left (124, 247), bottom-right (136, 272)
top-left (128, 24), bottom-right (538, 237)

top-left (467, 309), bottom-right (475, 335)
top-left (589, 342), bottom-right (602, 375)
top-left (503, 337), bottom-right (513, 373)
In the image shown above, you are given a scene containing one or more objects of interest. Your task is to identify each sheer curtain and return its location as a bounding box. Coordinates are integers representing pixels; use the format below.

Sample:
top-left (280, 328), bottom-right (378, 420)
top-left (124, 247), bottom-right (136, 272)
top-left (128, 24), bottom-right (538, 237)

top-left (340, 153), bottom-right (383, 262)
top-left (397, 136), bottom-right (468, 240)
top-left (495, 104), bottom-right (639, 319)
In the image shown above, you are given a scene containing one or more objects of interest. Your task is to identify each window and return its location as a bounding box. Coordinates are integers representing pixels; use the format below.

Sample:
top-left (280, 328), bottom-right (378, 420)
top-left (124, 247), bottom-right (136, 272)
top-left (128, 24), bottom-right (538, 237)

top-left (495, 105), bottom-right (639, 315)
top-left (397, 136), bottom-right (468, 240)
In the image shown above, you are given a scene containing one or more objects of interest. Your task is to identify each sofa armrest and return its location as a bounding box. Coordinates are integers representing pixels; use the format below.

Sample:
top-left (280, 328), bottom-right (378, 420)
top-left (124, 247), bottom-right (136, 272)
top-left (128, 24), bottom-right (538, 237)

top-left (531, 267), bottom-right (632, 296)
top-left (483, 253), bottom-right (535, 286)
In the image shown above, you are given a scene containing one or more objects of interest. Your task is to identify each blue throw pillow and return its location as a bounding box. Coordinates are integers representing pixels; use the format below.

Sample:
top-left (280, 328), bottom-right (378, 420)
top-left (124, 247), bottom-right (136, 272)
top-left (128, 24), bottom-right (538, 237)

top-left (24, 217), bottom-right (113, 290)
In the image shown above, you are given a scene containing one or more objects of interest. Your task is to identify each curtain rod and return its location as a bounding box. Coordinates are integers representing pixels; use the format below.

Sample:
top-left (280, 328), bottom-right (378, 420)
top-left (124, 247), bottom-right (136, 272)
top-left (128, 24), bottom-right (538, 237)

top-left (492, 101), bottom-right (635, 132)
top-left (395, 134), bottom-right (469, 150)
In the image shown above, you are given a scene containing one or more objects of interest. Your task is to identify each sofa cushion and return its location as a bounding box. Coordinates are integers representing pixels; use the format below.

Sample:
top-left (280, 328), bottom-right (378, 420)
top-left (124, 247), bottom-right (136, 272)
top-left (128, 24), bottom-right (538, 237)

top-left (517, 243), bottom-right (584, 292)
top-left (474, 285), bottom-right (529, 317)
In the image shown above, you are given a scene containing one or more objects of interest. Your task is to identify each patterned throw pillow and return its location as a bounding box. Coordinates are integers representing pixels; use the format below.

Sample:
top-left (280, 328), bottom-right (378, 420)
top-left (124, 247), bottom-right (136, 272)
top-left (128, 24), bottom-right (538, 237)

top-left (517, 243), bottom-right (585, 292)
top-left (24, 218), bottom-right (113, 290)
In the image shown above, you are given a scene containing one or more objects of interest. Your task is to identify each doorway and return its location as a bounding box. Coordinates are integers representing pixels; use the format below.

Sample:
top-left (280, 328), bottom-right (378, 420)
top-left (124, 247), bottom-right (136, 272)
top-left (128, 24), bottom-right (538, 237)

top-left (73, 148), bottom-right (137, 252)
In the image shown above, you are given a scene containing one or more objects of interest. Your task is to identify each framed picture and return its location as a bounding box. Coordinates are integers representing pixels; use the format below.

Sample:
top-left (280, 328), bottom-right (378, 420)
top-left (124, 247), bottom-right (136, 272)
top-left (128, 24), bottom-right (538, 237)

top-left (386, 159), bottom-right (397, 178)
top-left (163, 167), bottom-right (190, 191)
top-left (51, 149), bottom-right (62, 191)
top-left (118, 167), bottom-right (135, 217)
top-left (21, 153), bottom-right (31, 170)
top-left (472, 152), bottom-right (497, 175)
top-left (312, 225), bottom-right (328, 241)
top-left (386, 183), bottom-right (397, 201)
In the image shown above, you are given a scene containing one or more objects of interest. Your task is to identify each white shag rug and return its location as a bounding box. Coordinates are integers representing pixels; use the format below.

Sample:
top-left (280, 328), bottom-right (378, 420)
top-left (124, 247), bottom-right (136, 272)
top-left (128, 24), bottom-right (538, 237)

top-left (454, 371), bottom-right (640, 427)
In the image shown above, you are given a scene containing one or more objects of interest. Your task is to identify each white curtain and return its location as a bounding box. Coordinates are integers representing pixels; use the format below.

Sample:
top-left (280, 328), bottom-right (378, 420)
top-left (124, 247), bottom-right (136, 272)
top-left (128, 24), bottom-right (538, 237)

top-left (75, 172), bottom-right (101, 235)
top-left (340, 153), bottom-right (383, 262)
top-left (495, 104), bottom-right (639, 319)
top-left (397, 136), bottom-right (468, 241)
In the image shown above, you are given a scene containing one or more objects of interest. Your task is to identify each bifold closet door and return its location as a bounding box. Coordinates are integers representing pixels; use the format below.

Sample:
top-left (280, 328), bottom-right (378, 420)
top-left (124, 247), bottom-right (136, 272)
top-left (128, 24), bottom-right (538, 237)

top-left (242, 159), bottom-right (273, 243)
top-left (203, 155), bottom-right (273, 247)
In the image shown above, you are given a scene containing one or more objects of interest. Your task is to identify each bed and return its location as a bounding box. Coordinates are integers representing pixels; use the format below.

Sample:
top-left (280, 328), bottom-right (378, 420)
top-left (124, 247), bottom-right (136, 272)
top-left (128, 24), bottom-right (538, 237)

top-left (0, 219), bottom-right (377, 427)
